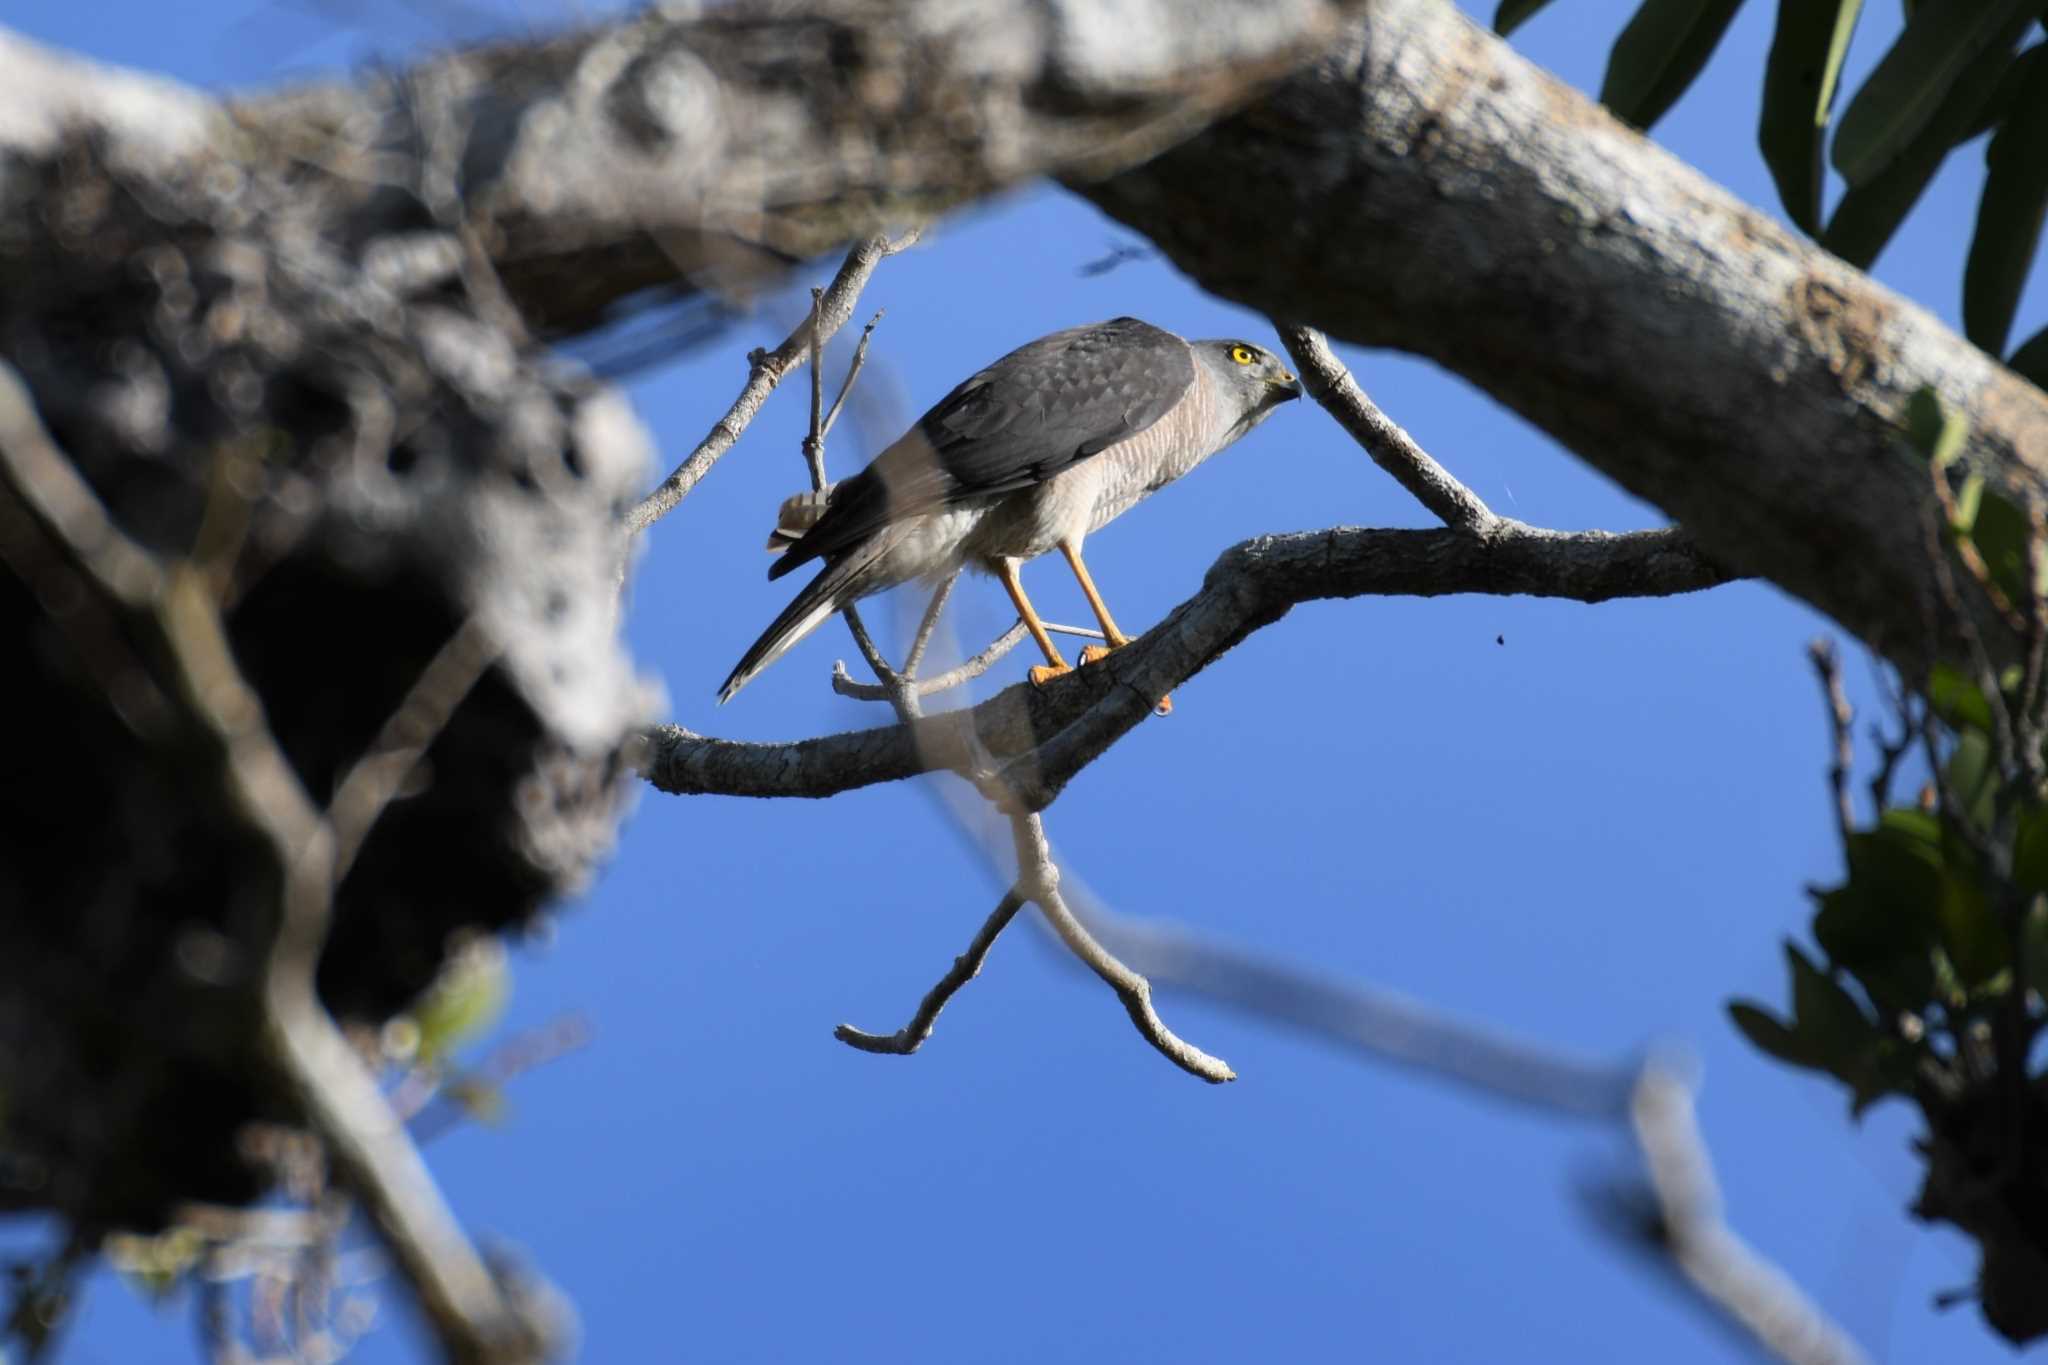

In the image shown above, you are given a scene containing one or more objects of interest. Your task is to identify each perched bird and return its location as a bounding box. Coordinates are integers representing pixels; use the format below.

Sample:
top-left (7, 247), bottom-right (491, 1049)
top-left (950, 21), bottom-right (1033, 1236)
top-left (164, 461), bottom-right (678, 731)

top-left (718, 317), bottom-right (1299, 703)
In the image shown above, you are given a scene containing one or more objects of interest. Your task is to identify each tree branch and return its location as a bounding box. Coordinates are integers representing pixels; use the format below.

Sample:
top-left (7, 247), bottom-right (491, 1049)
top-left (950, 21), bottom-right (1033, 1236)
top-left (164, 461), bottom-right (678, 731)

top-left (1274, 324), bottom-right (1497, 533)
top-left (642, 522), bottom-right (1733, 805)
top-left (624, 233), bottom-right (915, 536)
top-left (834, 889), bottom-right (1026, 1056)
top-left (1080, 0), bottom-right (2048, 680)
top-left (1617, 1066), bottom-right (1875, 1365)
top-left (0, 363), bottom-right (545, 1365)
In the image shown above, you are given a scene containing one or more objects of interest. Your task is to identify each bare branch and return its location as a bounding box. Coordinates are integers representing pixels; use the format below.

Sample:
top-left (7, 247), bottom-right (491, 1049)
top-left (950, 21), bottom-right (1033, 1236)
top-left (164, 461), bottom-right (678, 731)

top-left (823, 312), bottom-right (885, 439)
top-left (832, 622), bottom-right (1030, 703)
top-left (835, 889), bottom-right (1027, 1055)
top-left (1062, 881), bottom-right (1632, 1118)
top-left (1806, 639), bottom-right (1857, 856)
top-left (1009, 813), bottom-right (1235, 1083)
top-left (803, 288), bottom-right (829, 494)
top-left (901, 573), bottom-right (958, 681)
top-left (624, 232), bottom-right (918, 536)
top-left (1274, 324), bottom-right (1496, 533)
top-left (646, 523), bottom-right (1734, 804)
top-left (326, 616), bottom-right (499, 881)
top-left (1621, 1066), bottom-right (1875, 1365)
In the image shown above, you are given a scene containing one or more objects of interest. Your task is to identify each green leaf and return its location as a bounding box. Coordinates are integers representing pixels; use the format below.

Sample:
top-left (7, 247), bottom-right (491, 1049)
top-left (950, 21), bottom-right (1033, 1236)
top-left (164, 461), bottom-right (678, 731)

top-left (1496, 0), bottom-right (1560, 37)
top-left (1904, 385), bottom-right (1969, 467)
top-left (1761, 0), bottom-right (1867, 232)
top-left (1602, 0), bottom-right (1751, 130)
top-left (1954, 472), bottom-right (1987, 533)
top-left (2011, 323), bottom-right (2048, 389)
top-left (1964, 51), bottom-right (2048, 355)
top-left (1946, 727), bottom-right (1998, 827)
top-left (1788, 941), bottom-right (1881, 1047)
top-left (1832, 0), bottom-right (2038, 185)
top-left (1823, 16), bottom-right (2033, 267)
top-left (1813, 882), bottom-right (1939, 1008)
top-left (1969, 483), bottom-right (2034, 606)
top-left (1729, 999), bottom-right (1818, 1066)
top-left (407, 938), bottom-right (509, 1066)
top-left (1957, 42), bottom-right (2045, 144)
top-left (2016, 808), bottom-right (2048, 893)
top-left (1938, 869), bottom-right (2007, 985)
top-left (2024, 896), bottom-right (2048, 985)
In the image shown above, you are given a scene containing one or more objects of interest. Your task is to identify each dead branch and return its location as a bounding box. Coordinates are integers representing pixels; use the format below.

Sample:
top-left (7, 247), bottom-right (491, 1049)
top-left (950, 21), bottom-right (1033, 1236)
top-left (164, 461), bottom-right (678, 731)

top-left (834, 890), bottom-right (1027, 1056)
top-left (625, 232), bottom-right (918, 537)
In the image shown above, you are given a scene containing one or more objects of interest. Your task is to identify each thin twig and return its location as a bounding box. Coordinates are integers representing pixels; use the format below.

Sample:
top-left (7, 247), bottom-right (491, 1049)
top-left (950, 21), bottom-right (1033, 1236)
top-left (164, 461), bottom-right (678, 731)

top-left (803, 288), bottom-right (828, 493)
top-left (902, 573), bottom-right (958, 680)
top-left (326, 615), bottom-right (499, 882)
top-left (831, 622), bottom-right (1029, 702)
top-left (835, 889), bottom-right (1027, 1054)
top-left (1010, 812), bottom-right (1235, 1083)
top-left (624, 230), bottom-right (919, 536)
top-left (1807, 639), bottom-right (1857, 856)
top-left (824, 311), bottom-right (884, 438)
top-left (1273, 324), bottom-right (1497, 534)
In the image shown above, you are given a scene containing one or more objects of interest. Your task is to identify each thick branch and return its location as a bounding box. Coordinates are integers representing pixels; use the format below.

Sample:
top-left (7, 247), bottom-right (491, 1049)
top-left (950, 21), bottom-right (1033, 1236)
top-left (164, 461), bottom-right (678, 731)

top-left (641, 522), bottom-right (1731, 805)
top-left (1081, 0), bottom-right (2048, 679)
top-left (2, 0), bottom-right (1366, 335)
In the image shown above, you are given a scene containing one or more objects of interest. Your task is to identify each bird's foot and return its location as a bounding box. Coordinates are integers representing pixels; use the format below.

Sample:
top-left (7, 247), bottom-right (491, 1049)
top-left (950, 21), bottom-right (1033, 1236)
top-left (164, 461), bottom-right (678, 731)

top-left (1028, 662), bottom-right (1073, 687)
top-left (1076, 642), bottom-right (1171, 715)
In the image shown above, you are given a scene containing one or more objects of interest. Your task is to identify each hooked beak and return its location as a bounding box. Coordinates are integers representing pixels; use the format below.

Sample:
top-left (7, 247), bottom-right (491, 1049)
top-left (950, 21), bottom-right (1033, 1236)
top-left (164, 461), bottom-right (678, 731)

top-left (1271, 370), bottom-right (1302, 401)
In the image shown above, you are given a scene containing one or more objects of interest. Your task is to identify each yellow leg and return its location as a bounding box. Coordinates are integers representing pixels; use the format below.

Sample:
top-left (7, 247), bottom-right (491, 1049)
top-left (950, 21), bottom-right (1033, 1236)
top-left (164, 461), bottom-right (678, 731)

top-left (1059, 539), bottom-right (1171, 715)
top-left (997, 559), bottom-right (1070, 686)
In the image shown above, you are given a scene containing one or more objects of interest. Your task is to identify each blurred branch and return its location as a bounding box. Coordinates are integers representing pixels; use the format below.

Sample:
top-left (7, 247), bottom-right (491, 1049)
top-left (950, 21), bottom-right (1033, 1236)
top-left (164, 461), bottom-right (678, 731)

top-left (1807, 638), bottom-right (1857, 855)
top-left (1063, 881), bottom-right (1632, 1118)
top-left (0, 361), bottom-right (546, 1365)
top-left (1614, 1066), bottom-right (1875, 1365)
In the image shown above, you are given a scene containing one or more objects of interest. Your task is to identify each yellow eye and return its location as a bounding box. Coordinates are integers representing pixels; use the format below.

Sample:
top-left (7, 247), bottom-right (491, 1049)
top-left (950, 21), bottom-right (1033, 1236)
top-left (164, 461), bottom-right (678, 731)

top-left (1229, 345), bottom-right (1255, 366)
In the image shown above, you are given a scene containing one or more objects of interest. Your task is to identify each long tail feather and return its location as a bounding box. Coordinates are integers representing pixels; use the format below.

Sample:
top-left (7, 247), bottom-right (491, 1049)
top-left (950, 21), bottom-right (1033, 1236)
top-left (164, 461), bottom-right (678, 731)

top-left (718, 543), bottom-right (881, 703)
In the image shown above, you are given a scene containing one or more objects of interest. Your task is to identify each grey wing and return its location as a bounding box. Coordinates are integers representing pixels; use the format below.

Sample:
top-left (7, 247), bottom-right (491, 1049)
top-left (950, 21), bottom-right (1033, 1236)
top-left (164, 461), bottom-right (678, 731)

top-left (768, 318), bottom-right (1193, 579)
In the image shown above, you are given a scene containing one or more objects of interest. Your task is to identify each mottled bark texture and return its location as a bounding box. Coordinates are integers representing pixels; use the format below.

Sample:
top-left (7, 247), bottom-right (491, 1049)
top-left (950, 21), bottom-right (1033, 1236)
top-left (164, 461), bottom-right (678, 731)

top-left (0, 0), bottom-right (1364, 1231)
top-left (1079, 0), bottom-right (2048, 678)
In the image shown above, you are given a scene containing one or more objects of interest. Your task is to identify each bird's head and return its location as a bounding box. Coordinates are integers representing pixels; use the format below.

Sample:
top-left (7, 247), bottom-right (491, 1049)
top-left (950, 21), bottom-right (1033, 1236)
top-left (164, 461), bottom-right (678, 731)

top-left (1196, 339), bottom-right (1301, 436)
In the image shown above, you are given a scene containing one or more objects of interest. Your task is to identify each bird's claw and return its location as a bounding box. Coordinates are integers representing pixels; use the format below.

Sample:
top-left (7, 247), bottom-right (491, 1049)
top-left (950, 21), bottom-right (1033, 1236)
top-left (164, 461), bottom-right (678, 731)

top-left (1078, 643), bottom-right (1116, 667)
top-left (1028, 662), bottom-right (1073, 687)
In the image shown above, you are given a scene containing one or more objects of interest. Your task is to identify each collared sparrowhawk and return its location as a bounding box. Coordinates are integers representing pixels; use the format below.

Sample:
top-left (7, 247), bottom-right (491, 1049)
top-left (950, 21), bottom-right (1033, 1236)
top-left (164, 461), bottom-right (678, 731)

top-left (718, 317), bottom-right (1299, 703)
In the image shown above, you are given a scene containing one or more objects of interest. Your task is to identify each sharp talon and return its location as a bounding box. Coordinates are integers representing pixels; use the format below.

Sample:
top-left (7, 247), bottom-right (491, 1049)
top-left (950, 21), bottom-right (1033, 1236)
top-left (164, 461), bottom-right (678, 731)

top-left (1155, 695), bottom-right (1174, 717)
top-left (1028, 662), bottom-right (1072, 687)
top-left (1079, 643), bottom-right (1115, 666)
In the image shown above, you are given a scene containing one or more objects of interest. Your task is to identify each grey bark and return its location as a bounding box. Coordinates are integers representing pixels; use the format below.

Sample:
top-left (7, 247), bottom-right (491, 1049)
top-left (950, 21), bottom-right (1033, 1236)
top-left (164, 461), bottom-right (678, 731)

top-left (644, 523), bottom-right (1731, 807)
top-left (1078, 0), bottom-right (2048, 676)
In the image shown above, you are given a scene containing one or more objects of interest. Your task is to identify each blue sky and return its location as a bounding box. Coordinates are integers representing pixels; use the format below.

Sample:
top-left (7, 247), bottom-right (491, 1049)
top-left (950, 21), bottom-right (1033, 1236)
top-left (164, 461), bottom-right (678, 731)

top-left (7, 0), bottom-right (2046, 1361)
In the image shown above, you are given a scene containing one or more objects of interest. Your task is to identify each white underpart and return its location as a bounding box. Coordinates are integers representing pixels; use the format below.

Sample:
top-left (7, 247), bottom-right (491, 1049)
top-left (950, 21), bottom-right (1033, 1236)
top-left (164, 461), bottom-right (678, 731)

top-left (858, 355), bottom-right (1266, 591)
